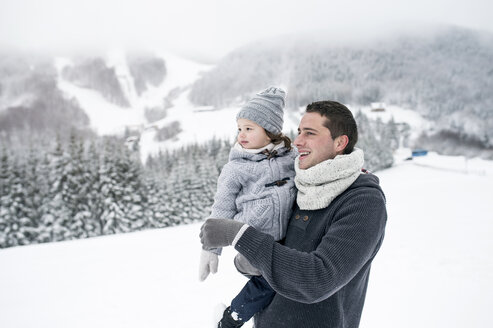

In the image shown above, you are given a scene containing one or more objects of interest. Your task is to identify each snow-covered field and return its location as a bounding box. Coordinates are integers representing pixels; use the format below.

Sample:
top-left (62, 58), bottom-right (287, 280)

top-left (362, 154), bottom-right (493, 328)
top-left (1, 153), bottom-right (492, 328)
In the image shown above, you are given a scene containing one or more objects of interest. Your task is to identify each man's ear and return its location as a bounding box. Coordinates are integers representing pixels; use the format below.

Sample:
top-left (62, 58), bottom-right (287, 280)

top-left (335, 135), bottom-right (349, 153)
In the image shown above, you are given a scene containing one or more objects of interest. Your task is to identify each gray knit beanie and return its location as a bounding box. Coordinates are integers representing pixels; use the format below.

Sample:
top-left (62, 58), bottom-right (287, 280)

top-left (236, 86), bottom-right (286, 134)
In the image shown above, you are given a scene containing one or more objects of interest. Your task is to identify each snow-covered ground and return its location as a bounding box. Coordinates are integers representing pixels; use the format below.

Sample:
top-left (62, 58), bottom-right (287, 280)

top-left (362, 154), bottom-right (493, 328)
top-left (0, 153), bottom-right (492, 328)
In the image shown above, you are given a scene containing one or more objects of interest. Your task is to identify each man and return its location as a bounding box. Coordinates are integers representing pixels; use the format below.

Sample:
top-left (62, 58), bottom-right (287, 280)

top-left (201, 100), bottom-right (387, 328)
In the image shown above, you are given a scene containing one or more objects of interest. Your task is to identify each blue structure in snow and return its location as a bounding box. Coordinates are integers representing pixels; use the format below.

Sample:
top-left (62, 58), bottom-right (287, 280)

top-left (412, 149), bottom-right (428, 157)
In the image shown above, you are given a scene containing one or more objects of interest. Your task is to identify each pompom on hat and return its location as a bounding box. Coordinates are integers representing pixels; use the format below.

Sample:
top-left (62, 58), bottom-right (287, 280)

top-left (236, 86), bottom-right (286, 134)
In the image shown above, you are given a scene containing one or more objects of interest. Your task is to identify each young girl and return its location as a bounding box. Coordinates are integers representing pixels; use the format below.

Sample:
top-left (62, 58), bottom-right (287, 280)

top-left (199, 87), bottom-right (296, 327)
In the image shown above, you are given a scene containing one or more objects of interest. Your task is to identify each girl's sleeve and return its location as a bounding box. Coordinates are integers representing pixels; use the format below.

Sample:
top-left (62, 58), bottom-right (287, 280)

top-left (209, 163), bottom-right (242, 220)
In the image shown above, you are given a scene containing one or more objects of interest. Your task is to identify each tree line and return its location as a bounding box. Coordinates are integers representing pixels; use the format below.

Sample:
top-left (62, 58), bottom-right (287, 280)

top-left (0, 110), bottom-right (402, 249)
top-left (0, 133), bottom-right (230, 249)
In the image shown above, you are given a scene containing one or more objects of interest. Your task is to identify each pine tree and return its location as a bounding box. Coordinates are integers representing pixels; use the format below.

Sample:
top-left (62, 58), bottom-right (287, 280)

top-left (100, 139), bottom-right (147, 234)
top-left (40, 136), bottom-right (72, 242)
top-left (385, 117), bottom-right (400, 151)
top-left (192, 149), bottom-right (217, 219)
top-left (0, 146), bottom-right (12, 247)
top-left (35, 154), bottom-right (54, 243)
top-left (99, 139), bottom-right (125, 234)
top-left (86, 140), bottom-right (104, 236)
top-left (355, 111), bottom-right (395, 171)
top-left (166, 153), bottom-right (194, 225)
top-left (116, 147), bottom-right (147, 232)
top-left (21, 145), bottom-right (46, 244)
top-left (65, 132), bottom-right (90, 239)
top-left (144, 177), bottom-right (173, 228)
top-left (7, 157), bottom-right (33, 246)
top-left (214, 139), bottom-right (231, 173)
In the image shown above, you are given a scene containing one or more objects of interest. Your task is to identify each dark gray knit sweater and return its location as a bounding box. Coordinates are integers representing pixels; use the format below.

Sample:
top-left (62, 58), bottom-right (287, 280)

top-left (234, 173), bottom-right (387, 328)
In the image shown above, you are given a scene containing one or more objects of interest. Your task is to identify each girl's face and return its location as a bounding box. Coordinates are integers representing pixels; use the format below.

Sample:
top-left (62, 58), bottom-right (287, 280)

top-left (237, 118), bottom-right (271, 149)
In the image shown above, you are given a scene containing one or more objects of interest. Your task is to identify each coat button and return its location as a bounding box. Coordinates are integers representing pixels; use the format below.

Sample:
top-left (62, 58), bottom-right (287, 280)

top-left (303, 216), bottom-right (309, 221)
top-left (295, 215), bottom-right (300, 220)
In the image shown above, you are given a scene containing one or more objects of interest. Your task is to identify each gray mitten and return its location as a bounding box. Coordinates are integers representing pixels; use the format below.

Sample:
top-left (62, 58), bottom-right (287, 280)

top-left (234, 253), bottom-right (261, 277)
top-left (199, 218), bottom-right (245, 249)
top-left (198, 249), bottom-right (219, 281)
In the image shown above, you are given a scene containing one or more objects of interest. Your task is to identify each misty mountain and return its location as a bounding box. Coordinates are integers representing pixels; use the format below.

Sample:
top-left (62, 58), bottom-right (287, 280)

top-left (0, 52), bottom-right (90, 138)
top-left (61, 54), bottom-right (167, 107)
top-left (0, 52), bottom-right (168, 141)
top-left (127, 54), bottom-right (167, 96)
top-left (61, 57), bottom-right (131, 107)
top-left (2, 26), bottom-right (492, 160)
top-left (189, 26), bottom-right (493, 151)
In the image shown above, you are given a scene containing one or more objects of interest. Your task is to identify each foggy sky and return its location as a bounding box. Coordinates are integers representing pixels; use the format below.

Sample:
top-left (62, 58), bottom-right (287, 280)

top-left (1, 0), bottom-right (492, 61)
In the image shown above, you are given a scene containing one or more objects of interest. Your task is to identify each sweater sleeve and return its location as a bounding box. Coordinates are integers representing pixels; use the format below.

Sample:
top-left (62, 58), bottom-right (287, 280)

top-left (234, 187), bottom-right (387, 304)
top-left (209, 163), bottom-right (242, 220)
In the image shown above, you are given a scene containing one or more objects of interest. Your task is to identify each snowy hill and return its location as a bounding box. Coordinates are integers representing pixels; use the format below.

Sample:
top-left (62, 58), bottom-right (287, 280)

top-left (54, 51), bottom-right (219, 163)
top-left (0, 47), bottom-right (439, 166)
top-left (55, 51), bottom-right (209, 131)
top-left (0, 44), bottom-right (474, 168)
top-left (1, 153), bottom-right (492, 328)
top-left (54, 50), bottom-right (304, 163)
top-left (189, 26), bottom-right (493, 156)
top-left (57, 52), bottom-right (429, 164)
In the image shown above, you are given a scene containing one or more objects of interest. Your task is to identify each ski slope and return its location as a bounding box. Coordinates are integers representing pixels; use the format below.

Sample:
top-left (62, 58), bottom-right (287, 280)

top-left (0, 153), bottom-right (492, 328)
top-left (54, 51), bottom-right (301, 164)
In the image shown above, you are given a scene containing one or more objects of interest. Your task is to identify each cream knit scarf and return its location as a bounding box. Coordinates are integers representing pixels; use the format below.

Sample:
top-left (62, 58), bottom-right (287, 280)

top-left (295, 148), bottom-right (365, 210)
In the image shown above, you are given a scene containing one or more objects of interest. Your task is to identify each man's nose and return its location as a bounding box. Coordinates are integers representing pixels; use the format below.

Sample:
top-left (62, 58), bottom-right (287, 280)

top-left (294, 134), bottom-right (303, 147)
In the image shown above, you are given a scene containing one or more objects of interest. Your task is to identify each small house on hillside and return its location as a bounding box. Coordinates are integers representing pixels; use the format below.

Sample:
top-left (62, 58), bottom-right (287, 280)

top-left (125, 136), bottom-right (140, 151)
top-left (371, 102), bottom-right (386, 112)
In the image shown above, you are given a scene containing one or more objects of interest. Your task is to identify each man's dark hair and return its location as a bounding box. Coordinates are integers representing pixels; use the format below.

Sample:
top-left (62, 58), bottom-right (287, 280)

top-left (306, 100), bottom-right (358, 154)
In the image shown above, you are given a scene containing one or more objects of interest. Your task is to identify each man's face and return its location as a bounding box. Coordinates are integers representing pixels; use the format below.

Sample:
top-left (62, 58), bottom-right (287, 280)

top-left (294, 112), bottom-right (342, 169)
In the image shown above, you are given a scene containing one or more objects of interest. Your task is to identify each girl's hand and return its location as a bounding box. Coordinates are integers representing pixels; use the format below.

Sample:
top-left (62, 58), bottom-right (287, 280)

top-left (198, 249), bottom-right (219, 281)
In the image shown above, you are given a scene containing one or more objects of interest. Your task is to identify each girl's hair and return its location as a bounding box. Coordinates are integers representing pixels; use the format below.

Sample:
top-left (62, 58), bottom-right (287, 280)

top-left (265, 130), bottom-right (292, 150)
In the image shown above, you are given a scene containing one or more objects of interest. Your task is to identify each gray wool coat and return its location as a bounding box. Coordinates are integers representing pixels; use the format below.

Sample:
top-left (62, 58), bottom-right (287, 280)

top-left (210, 144), bottom-right (297, 241)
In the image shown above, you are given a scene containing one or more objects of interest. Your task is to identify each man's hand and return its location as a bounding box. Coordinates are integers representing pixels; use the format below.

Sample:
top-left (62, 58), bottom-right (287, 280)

top-left (198, 249), bottom-right (219, 281)
top-left (200, 218), bottom-right (245, 249)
